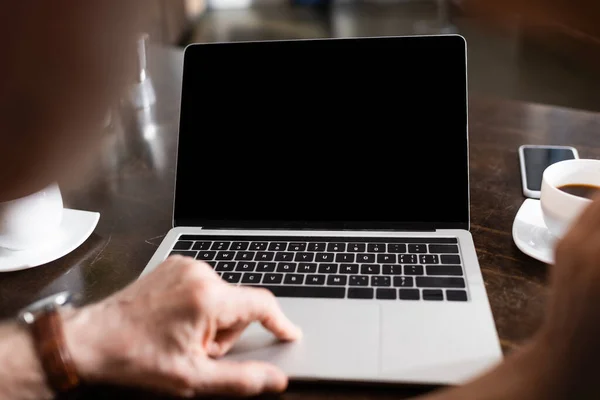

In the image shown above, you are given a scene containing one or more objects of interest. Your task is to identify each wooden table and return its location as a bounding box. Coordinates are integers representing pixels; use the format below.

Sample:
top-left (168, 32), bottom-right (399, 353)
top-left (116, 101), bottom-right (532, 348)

top-left (1, 46), bottom-right (600, 399)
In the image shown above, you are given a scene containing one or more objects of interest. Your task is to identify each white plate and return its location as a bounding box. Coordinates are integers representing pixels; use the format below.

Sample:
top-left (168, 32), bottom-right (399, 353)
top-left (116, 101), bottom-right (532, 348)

top-left (0, 209), bottom-right (100, 272)
top-left (512, 199), bottom-right (555, 264)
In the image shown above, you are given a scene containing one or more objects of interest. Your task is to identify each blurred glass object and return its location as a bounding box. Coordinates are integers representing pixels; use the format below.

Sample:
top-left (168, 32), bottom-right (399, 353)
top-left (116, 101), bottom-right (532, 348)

top-left (127, 34), bottom-right (157, 110)
top-left (208, 0), bottom-right (252, 10)
top-left (413, 0), bottom-right (458, 35)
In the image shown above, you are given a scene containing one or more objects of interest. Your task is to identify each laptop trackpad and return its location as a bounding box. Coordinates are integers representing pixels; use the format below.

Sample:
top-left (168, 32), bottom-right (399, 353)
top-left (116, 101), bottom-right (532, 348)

top-left (225, 299), bottom-right (380, 380)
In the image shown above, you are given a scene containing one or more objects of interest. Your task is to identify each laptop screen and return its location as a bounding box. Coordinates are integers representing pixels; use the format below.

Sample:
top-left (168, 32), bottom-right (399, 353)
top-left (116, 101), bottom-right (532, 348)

top-left (175, 36), bottom-right (469, 230)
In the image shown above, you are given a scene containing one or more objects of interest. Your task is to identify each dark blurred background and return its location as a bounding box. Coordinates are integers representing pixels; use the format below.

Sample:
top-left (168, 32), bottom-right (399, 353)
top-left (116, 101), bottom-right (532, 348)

top-left (145, 0), bottom-right (600, 112)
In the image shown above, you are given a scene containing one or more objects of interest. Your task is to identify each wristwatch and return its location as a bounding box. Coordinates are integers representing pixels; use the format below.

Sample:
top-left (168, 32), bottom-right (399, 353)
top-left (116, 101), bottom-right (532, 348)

top-left (18, 291), bottom-right (81, 393)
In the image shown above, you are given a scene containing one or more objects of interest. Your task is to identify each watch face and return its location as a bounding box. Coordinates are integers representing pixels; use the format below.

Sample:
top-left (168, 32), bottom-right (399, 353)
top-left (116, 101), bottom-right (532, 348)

top-left (18, 291), bottom-right (72, 324)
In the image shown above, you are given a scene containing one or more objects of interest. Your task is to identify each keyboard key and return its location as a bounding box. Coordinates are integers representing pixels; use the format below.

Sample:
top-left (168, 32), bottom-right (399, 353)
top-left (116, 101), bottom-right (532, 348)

top-left (308, 242), bottom-right (326, 251)
top-left (215, 262), bottom-right (236, 272)
top-left (211, 241), bottom-right (231, 251)
top-left (367, 244), bottom-right (385, 253)
top-left (398, 254), bottom-right (417, 264)
top-left (256, 252), bottom-right (275, 261)
top-left (215, 251), bottom-right (235, 261)
top-left (295, 252), bottom-right (315, 262)
top-left (316, 253), bottom-right (334, 262)
top-left (394, 276), bottom-right (414, 287)
top-left (259, 285), bottom-right (345, 299)
top-left (350, 275), bottom-right (369, 286)
top-left (250, 242), bottom-right (268, 251)
top-left (288, 243), bottom-right (306, 251)
top-left (205, 261), bottom-right (217, 267)
top-left (192, 241), bottom-right (211, 250)
top-left (441, 255), bottom-right (461, 264)
top-left (196, 251), bottom-right (216, 260)
top-left (348, 243), bottom-right (366, 252)
top-left (408, 244), bottom-right (427, 253)
top-left (231, 241), bottom-right (249, 251)
top-left (423, 289), bottom-right (444, 301)
top-left (284, 274), bottom-right (305, 285)
top-left (257, 262), bottom-right (276, 272)
top-left (264, 273), bottom-right (283, 284)
top-left (348, 288), bottom-right (374, 299)
top-left (404, 265), bottom-right (424, 275)
top-left (376, 289), bottom-right (397, 300)
top-left (399, 289), bottom-right (420, 300)
top-left (357, 254), bottom-right (375, 263)
top-left (328, 243), bottom-right (346, 252)
top-left (420, 255), bottom-right (439, 264)
top-left (377, 254), bottom-right (396, 264)
top-left (340, 264), bottom-right (359, 274)
top-left (298, 263), bottom-right (317, 273)
top-left (170, 250), bottom-right (197, 258)
top-left (336, 253), bottom-right (355, 263)
top-left (236, 262), bottom-right (256, 272)
top-left (327, 275), bottom-right (347, 286)
top-left (417, 277), bottom-right (466, 288)
top-left (426, 265), bottom-right (463, 276)
top-left (447, 290), bottom-right (468, 301)
top-left (306, 275), bottom-right (326, 285)
top-left (318, 263), bottom-right (338, 274)
top-left (429, 244), bottom-right (459, 254)
top-left (360, 265), bottom-right (381, 275)
top-left (242, 273), bottom-right (262, 284)
top-left (223, 272), bottom-right (242, 284)
top-left (268, 242), bottom-right (287, 251)
top-left (382, 265), bottom-right (403, 275)
top-left (275, 252), bottom-right (294, 262)
top-left (388, 244), bottom-right (407, 253)
top-left (235, 251), bottom-right (255, 261)
top-left (277, 263), bottom-right (297, 273)
top-left (371, 276), bottom-right (391, 287)
top-left (173, 241), bottom-right (193, 250)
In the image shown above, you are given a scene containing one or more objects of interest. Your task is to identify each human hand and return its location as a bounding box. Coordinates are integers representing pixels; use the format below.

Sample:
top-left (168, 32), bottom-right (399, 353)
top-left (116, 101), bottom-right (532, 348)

top-left (62, 256), bottom-right (302, 397)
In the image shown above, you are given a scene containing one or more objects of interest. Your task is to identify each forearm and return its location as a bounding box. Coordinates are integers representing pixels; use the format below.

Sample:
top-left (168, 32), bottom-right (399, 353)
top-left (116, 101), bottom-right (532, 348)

top-left (0, 322), bottom-right (53, 400)
top-left (420, 338), bottom-right (576, 400)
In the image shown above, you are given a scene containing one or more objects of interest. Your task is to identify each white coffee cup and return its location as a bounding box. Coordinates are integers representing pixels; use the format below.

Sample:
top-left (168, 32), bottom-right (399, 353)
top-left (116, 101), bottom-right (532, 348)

top-left (0, 184), bottom-right (63, 250)
top-left (541, 159), bottom-right (600, 239)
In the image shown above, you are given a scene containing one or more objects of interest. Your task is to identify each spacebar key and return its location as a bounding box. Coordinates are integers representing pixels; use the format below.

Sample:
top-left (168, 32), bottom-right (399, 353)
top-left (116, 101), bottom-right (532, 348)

top-left (258, 285), bottom-right (345, 299)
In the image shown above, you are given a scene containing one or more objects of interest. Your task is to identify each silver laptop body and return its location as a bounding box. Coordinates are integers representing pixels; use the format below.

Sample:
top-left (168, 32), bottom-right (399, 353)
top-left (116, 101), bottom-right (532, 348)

top-left (141, 35), bottom-right (502, 386)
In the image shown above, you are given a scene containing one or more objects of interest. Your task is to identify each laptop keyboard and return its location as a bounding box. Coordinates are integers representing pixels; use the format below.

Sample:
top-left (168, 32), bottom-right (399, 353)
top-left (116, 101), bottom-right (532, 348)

top-left (169, 236), bottom-right (468, 302)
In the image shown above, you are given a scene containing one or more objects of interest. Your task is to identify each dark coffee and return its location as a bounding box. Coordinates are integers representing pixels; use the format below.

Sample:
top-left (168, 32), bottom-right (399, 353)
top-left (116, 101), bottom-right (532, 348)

top-left (557, 184), bottom-right (600, 199)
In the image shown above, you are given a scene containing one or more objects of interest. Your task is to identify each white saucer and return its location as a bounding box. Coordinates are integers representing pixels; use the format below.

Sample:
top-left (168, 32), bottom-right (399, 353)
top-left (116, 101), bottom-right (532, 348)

top-left (0, 209), bottom-right (100, 272)
top-left (512, 199), bottom-right (556, 264)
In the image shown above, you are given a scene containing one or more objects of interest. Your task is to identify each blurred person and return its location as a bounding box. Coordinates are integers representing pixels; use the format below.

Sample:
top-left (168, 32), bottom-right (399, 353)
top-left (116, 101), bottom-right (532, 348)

top-left (1, 0), bottom-right (600, 399)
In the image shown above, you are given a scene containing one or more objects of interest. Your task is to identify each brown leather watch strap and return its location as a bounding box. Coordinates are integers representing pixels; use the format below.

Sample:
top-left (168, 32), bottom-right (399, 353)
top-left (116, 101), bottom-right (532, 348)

top-left (30, 309), bottom-right (80, 392)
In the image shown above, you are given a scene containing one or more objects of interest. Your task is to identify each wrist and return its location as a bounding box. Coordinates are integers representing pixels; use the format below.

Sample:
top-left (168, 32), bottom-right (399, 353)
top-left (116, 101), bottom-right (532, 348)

top-left (0, 322), bottom-right (54, 400)
top-left (62, 305), bottom-right (107, 383)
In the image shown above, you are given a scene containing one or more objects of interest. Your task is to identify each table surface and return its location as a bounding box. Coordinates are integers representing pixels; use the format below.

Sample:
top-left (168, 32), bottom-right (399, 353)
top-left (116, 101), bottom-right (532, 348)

top-left (2, 46), bottom-right (600, 399)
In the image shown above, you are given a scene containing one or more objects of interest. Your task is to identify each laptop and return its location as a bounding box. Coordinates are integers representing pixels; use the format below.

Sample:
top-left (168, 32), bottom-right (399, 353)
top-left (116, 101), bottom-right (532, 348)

top-left (141, 35), bottom-right (502, 386)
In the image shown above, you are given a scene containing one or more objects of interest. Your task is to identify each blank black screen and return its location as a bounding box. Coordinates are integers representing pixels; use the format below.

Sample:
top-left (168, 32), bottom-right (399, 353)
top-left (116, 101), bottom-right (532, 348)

top-left (523, 147), bottom-right (576, 191)
top-left (176, 36), bottom-right (469, 230)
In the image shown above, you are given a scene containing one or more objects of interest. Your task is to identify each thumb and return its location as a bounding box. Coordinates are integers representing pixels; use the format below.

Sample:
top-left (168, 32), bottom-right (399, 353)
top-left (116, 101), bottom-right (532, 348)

top-left (199, 359), bottom-right (288, 396)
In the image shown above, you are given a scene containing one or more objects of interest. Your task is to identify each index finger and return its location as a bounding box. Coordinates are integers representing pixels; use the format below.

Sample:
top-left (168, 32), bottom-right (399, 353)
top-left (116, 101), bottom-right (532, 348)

top-left (227, 286), bottom-right (302, 341)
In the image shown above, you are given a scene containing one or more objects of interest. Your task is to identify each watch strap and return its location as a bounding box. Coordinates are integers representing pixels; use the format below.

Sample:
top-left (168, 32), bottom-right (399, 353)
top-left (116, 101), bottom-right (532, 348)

top-left (30, 309), bottom-right (80, 392)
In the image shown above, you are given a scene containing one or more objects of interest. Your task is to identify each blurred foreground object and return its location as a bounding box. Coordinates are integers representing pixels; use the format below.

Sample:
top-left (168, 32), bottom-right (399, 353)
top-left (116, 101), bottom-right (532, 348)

top-left (0, 1), bottom-right (146, 202)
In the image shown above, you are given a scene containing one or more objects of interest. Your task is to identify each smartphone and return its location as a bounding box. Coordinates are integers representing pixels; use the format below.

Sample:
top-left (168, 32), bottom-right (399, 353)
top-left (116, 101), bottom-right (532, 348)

top-left (519, 145), bottom-right (579, 198)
